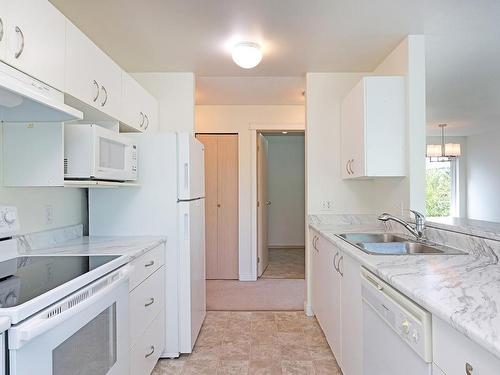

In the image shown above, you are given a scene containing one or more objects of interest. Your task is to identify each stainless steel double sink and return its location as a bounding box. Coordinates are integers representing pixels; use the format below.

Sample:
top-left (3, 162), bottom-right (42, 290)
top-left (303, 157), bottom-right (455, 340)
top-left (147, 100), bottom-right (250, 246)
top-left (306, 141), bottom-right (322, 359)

top-left (337, 232), bottom-right (466, 255)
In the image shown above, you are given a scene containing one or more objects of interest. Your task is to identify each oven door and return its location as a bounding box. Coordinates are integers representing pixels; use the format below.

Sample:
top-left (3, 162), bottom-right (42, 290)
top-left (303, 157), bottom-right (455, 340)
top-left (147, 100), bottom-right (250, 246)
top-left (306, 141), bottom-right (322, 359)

top-left (8, 267), bottom-right (129, 375)
top-left (94, 127), bottom-right (136, 181)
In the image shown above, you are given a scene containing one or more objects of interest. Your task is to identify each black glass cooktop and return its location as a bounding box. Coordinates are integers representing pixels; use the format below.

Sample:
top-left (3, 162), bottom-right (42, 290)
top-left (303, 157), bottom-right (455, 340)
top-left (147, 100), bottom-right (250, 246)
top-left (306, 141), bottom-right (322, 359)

top-left (0, 255), bottom-right (119, 308)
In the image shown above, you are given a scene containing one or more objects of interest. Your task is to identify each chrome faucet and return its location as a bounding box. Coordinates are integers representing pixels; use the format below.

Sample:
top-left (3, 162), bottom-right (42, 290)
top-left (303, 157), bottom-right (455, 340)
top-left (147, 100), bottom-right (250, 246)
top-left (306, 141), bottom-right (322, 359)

top-left (378, 210), bottom-right (426, 240)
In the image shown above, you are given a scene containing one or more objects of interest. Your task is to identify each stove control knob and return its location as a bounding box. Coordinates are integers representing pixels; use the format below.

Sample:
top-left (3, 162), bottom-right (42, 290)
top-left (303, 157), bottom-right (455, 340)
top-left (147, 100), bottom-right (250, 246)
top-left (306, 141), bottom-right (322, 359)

top-left (5, 291), bottom-right (17, 306)
top-left (401, 320), bottom-right (410, 335)
top-left (3, 211), bottom-right (16, 224)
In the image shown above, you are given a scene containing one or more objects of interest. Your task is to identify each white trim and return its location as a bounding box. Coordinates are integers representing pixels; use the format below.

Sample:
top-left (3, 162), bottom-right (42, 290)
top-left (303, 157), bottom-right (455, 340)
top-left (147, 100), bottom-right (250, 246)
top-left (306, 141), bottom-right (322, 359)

top-left (248, 123), bottom-right (305, 131)
top-left (239, 273), bottom-right (256, 282)
top-left (304, 303), bottom-right (314, 317)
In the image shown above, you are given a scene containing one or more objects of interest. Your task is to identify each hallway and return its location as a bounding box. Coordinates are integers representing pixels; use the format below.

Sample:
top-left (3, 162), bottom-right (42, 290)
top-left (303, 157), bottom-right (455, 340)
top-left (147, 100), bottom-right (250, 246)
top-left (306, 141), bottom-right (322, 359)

top-left (261, 248), bottom-right (305, 279)
top-left (153, 311), bottom-right (341, 374)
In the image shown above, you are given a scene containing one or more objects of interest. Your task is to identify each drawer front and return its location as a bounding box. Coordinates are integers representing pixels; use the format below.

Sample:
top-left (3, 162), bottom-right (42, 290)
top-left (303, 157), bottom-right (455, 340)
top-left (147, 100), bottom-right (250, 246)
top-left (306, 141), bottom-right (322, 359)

top-left (129, 244), bottom-right (165, 291)
top-left (130, 266), bottom-right (165, 344)
top-left (433, 317), bottom-right (500, 375)
top-left (130, 312), bottom-right (165, 375)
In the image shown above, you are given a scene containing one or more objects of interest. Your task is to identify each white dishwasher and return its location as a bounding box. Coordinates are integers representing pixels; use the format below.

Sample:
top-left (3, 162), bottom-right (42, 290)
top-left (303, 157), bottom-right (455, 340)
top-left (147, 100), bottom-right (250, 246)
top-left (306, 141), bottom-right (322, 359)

top-left (361, 267), bottom-right (433, 375)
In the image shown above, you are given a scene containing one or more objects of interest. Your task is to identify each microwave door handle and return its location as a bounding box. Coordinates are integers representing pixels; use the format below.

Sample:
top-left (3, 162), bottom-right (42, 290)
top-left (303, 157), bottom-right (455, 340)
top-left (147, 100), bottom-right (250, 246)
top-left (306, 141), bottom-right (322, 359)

top-left (9, 268), bottom-right (129, 350)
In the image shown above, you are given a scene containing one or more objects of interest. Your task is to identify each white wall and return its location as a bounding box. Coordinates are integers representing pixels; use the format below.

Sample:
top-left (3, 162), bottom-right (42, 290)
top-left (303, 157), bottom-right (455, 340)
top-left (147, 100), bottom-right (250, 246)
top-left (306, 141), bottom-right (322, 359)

top-left (132, 73), bottom-right (195, 133)
top-left (265, 134), bottom-right (305, 247)
top-left (195, 105), bottom-right (305, 280)
top-left (467, 128), bottom-right (500, 222)
top-left (0, 124), bottom-right (87, 235)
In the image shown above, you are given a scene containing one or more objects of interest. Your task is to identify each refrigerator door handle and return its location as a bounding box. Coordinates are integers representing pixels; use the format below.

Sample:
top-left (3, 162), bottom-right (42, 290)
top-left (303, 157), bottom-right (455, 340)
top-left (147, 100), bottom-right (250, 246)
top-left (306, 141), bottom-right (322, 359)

top-left (184, 213), bottom-right (189, 239)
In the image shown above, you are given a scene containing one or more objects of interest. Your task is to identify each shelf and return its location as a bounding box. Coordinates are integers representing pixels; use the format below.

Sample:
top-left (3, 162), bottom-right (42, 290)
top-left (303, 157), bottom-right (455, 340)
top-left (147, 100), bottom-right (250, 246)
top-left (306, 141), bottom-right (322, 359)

top-left (64, 180), bottom-right (140, 188)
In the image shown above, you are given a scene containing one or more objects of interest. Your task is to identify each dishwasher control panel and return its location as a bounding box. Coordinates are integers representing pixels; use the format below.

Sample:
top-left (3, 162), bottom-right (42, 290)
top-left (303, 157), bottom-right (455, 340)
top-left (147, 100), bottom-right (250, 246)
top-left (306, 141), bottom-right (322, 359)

top-left (361, 267), bottom-right (432, 363)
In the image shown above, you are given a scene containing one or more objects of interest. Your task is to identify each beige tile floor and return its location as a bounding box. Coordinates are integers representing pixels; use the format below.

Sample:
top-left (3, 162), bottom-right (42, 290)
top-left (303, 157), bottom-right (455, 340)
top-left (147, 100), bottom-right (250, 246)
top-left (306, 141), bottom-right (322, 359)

top-left (152, 311), bottom-right (342, 374)
top-left (261, 248), bottom-right (305, 279)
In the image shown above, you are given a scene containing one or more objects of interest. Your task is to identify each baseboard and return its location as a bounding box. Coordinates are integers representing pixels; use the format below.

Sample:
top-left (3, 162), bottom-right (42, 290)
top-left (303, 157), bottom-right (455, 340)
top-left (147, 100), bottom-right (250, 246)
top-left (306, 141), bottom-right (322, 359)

top-left (239, 273), bottom-right (257, 281)
top-left (304, 302), bottom-right (314, 317)
top-left (269, 245), bottom-right (305, 249)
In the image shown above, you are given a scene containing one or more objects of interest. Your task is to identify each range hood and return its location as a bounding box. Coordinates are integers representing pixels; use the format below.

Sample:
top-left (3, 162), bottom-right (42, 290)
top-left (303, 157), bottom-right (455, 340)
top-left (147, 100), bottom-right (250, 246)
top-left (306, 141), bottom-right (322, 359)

top-left (0, 62), bottom-right (83, 122)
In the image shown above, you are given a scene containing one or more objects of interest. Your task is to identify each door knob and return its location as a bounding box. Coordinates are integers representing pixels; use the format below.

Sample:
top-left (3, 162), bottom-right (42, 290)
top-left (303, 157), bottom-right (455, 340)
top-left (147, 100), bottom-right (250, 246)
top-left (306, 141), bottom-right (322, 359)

top-left (265, 201), bottom-right (271, 206)
top-left (217, 204), bottom-right (221, 208)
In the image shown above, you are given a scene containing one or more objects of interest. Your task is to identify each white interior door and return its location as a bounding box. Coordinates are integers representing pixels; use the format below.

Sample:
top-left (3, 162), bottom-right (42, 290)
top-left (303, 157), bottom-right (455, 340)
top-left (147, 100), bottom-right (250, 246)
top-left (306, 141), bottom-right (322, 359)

top-left (257, 133), bottom-right (269, 277)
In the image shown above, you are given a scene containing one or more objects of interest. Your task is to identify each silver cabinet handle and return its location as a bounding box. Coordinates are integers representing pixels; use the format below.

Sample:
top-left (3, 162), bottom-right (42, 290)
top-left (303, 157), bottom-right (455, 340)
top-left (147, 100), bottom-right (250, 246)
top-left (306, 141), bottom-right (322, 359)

top-left (0, 18), bottom-right (4, 42)
top-left (100, 85), bottom-right (108, 106)
top-left (139, 112), bottom-right (145, 127)
top-left (333, 252), bottom-right (339, 272)
top-left (145, 297), bottom-right (155, 307)
top-left (345, 161), bottom-right (351, 175)
top-left (349, 159), bottom-right (354, 175)
top-left (145, 345), bottom-right (155, 358)
top-left (312, 235), bottom-right (317, 251)
top-left (92, 80), bottom-right (100, 102)
top-left (145, 260), bottom-right (155, 267)
top-left (14, 26), bottom-right (24, 59)
top-left (338, 255), bottom-right (344, 277)
top-left (465, 363), bottom-right (473, 375)
top-left (144, 114), bottom-right (149, 130)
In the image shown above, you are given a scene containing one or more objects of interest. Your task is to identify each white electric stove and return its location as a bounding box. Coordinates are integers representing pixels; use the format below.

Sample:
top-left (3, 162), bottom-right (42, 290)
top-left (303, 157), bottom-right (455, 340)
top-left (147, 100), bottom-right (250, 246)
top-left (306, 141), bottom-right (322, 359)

top-left (0, 206), bottom-right (130, 375)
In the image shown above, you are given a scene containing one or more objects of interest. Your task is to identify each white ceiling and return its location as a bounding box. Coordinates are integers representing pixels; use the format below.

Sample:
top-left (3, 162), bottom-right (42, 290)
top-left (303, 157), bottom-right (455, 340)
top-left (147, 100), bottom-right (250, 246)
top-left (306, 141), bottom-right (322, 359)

top-left (50, 0), bottom-right (500, 134)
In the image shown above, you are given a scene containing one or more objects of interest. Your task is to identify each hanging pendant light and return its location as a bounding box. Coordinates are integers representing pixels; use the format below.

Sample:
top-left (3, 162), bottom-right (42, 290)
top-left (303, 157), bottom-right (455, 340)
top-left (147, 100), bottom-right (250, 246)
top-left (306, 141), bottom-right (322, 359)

top-left (426, 124), bottom-right (461, 161)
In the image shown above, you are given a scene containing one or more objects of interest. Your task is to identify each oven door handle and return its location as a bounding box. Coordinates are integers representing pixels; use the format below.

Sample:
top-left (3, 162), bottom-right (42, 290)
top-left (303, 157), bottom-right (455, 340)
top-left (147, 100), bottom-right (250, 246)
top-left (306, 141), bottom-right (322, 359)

top-left (9, 266), bottom-right (130, 350)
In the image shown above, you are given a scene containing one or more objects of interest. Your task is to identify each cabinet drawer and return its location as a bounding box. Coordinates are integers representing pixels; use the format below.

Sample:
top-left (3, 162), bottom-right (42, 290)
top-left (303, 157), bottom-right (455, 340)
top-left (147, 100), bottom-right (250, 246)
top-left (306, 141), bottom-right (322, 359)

top-left (129, 244), bottom-right (165, 291)
top-left (130, 266), bottom-right (165, 344)
top-left (433, 317), bottom-right (500, 375)
top-left (130, 311), bottom-right (165, 375)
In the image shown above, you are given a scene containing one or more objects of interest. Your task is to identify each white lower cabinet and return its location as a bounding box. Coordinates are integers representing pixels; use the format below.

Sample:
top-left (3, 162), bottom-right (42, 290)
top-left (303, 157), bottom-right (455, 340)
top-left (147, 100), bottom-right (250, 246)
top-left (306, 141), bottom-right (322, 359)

top-left (309, 228), bottom-right (363, 375)
top-left (433, 316), bottom-right (500, 375)
top-left (432, 364), bottom-right (446, 375)
top-left (129, 244), bottom-right (166, 375)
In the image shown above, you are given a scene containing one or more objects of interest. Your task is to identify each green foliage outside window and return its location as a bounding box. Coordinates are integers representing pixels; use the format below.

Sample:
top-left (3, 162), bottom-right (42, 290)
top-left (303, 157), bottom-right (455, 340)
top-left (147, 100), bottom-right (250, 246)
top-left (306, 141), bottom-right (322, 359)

top-left (426, 164), bottom-right (451, 217)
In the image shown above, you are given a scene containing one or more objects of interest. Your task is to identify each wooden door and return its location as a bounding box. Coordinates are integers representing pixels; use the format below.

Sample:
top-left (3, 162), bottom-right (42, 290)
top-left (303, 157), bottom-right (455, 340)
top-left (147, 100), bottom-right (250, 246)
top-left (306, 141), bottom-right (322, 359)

top-left (196, 135), bottom-right (219, 279)
top-left (257, 134), bottom-right (269, 277)
top-left (196, 134), bottom-right (239, 279)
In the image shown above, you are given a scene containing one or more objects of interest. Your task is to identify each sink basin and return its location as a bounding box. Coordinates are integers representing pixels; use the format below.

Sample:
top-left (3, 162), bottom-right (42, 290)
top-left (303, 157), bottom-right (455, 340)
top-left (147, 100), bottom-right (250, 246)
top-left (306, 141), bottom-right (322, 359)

top-left (337, 232), bottom-right (466, 256)
top-left (338, 233), bottom-right (408, 243)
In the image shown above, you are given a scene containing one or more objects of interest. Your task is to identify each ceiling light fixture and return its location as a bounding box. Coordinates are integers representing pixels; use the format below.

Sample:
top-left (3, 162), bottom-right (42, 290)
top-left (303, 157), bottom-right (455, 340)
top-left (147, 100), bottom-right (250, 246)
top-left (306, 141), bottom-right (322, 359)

top-left (282, 131), bottom-right (288, 134)
top-left (426, 124), bottom-right (461, 161)
top-left (232, 42), bottom-right (262, 69)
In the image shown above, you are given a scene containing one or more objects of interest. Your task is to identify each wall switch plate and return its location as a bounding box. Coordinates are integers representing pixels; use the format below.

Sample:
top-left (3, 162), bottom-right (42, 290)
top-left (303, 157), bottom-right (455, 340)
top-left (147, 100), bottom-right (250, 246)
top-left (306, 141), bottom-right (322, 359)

top-left (44, 205), bottom-right (54, 225)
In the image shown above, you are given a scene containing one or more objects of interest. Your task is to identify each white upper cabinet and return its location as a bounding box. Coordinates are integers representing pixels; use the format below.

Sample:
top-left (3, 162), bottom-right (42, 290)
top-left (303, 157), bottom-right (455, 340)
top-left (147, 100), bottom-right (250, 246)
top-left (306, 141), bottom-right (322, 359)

top-left (65, 20), bottom-right (122, 120)
top-left (120, 72), bottom-right (158, 132)
top-left (341, 76), bottom-right (405, 179)
top-left (1, 0), bottom-right (66, 91)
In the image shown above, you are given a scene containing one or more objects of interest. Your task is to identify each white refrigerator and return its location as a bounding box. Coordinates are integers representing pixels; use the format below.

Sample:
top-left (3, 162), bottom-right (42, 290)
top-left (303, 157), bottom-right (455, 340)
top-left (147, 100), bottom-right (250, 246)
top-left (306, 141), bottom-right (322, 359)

top-left (89, 132), bottom-right (206, 357)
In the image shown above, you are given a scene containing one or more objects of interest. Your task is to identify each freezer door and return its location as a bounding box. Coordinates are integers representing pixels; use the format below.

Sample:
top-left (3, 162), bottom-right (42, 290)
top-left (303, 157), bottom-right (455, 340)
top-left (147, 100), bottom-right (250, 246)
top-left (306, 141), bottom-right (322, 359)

top-left (177, 132), bottom-right (205, 200)
top-left (178, 198), bottom-right (206, 353)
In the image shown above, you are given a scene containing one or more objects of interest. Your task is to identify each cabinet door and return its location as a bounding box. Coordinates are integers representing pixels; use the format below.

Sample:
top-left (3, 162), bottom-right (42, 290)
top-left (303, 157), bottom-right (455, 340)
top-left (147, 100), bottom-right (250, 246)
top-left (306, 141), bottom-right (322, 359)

top-left (4, 0), bottom-right (65, 90)
top-left (341, 79), bottom-right (366, 179)
top-left (316, 239), bottom-right (342, 360)
top-left (0, 0), bottom-right (6, 61)
top-left (432, 364), bottom-right (446, 375)
top-left (309, 229), bottom-right (320, 315)
top-left (65, 21), bottom-right (122, 119)
top-left (339, 253), bottom-right (363, 375)
top-left (121, 72), bottom-right (158, 132)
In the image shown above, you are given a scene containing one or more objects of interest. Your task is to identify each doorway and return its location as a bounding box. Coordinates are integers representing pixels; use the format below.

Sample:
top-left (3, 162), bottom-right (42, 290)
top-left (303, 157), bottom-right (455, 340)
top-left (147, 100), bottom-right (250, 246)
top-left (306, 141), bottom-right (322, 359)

top-left (257, 131), bottom-right (306, 280)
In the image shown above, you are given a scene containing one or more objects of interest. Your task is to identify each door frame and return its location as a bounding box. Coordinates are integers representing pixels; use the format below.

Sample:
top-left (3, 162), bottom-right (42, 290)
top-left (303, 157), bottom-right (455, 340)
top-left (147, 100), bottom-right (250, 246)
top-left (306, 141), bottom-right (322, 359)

top-left (250, 123), bottom-right (306, 282)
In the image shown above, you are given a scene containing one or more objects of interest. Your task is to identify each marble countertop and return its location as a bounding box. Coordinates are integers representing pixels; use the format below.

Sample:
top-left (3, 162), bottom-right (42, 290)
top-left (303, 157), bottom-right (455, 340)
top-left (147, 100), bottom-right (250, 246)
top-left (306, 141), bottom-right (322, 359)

top-left (309, 214), bottom-right (500, 360)
top-left (20, 235), bottom-right (166, 263)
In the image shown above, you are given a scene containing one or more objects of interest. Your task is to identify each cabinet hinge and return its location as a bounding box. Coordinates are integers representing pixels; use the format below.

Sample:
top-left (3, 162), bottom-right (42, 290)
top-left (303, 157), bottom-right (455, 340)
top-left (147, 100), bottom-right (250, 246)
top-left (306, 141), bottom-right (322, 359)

top-left (258, 256), bottom-right (260, 263)
top-left (257, 201), bottom-right (260, 207)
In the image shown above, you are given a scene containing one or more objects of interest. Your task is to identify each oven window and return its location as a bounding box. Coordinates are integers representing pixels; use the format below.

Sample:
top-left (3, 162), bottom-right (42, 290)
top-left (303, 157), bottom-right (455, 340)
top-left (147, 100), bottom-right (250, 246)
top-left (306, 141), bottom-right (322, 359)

top-left (52, 304), bottom-right (117, 375)
top-left (99, 137), bottom-right (125, 170)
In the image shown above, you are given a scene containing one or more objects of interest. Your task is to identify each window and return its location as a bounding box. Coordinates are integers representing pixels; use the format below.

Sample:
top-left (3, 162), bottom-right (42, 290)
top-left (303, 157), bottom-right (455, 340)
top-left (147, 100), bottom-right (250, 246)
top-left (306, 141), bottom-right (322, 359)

top-left (425, 159), bottom-right (459, 217)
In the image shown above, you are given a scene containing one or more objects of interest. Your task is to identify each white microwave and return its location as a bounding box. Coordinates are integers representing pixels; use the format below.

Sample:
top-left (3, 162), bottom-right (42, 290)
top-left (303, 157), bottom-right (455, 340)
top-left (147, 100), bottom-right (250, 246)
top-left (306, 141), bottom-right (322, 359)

top-left (64, 124), bottom-right (137, 182)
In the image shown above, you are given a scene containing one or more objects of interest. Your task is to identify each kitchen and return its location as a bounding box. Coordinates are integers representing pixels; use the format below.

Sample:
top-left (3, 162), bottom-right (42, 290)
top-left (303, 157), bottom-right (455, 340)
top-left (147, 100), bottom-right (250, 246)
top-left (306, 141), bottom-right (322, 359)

top-left (1, 0), bottom-right (500, 374)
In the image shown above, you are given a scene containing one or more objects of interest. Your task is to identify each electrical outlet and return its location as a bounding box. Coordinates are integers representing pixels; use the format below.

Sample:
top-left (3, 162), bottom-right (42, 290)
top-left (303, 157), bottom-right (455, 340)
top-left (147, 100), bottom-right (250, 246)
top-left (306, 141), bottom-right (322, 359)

top-left (44, 205), bottom-right (54, 225)
top-left (321, 201), bottom-right (333, 210)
